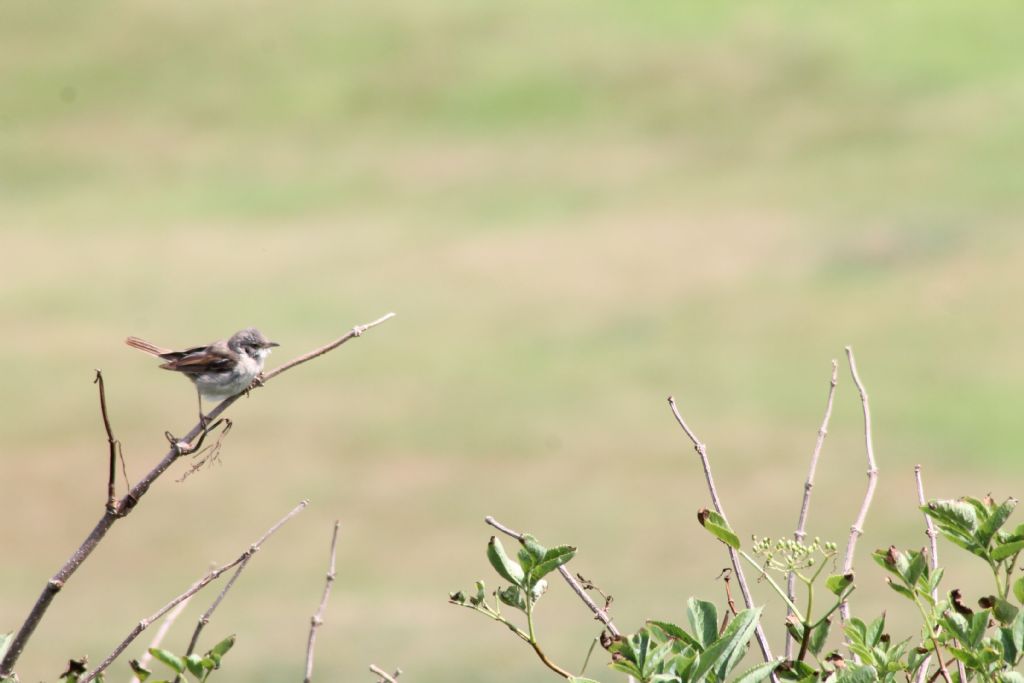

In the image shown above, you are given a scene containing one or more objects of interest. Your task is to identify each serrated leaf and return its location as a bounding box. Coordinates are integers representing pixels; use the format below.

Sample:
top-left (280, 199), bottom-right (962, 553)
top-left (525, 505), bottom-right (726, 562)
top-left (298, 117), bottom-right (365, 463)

top-left (845, 618), bottom-right (867, 647)
top-left (529, 545), bottom-right (576, 582)
top-left (835, 664), bottom-right (879, 683)
top-left (647, 620), bottom-right (703, 651)
top-left (697, 509), bottom-right (740, 549)
top-left (692, 606), bottom-right (762, 682)
top-left (487, 536), bottom-right (525, 586)
top-left (826, 573), bottom-right (854, 596)
top-left (866, 614), bottom-right (885, 647)
top-left (809, 618), bottom-right (831, 656)
top-left (731, 660), bottom-right (780, 683)
top-left (924, 500), bottom-right (979, 534)
top-left (148, 648), bottom-right (185, 674)
top-left (993, 540), bottom-right (1024, 562)
top-left (978, 497), bottom-right (1018, 546)
top-left (687, 598), bottom-right (718, 649)
top-left (903, 550), bottom-right (927, 587)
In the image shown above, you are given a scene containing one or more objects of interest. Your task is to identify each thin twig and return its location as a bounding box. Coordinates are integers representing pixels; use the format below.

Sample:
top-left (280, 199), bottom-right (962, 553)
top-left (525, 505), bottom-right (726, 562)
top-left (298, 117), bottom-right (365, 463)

top-left (667, 396), bottom-right (779, 675)
top-left (185, 546), bottom-right (248, 656)
top-left (785, 360), bottom-right (839, 658)
top-left (304, 521), bottom-right (341, 683)
top-left (80, 500), bottom-right (308, 683)
top-left (93, 370), bottom-right (120, 514)
top-left (484, 516), bottom-right (621, 638)
top-left (913, 465), bottom-right (947, 683)
top-left (839, 347), bottom-right (879, 630)
top-left (369, 664), bottom-right (401, 682)
top-left (128, 593), bottom-right (193, 683)
top-left (0, 314), bottom-right (395, 678)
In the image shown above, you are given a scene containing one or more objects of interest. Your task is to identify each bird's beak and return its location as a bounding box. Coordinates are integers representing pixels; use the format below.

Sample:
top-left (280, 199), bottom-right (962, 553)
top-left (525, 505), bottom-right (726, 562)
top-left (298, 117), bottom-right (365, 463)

top-left (265, 341), bottom-right (280, 348)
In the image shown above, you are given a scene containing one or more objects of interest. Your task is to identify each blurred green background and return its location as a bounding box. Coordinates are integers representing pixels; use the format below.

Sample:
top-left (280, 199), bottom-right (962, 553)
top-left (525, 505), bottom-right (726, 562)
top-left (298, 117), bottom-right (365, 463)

top-left (3, 1), bottom-right (1024, 681)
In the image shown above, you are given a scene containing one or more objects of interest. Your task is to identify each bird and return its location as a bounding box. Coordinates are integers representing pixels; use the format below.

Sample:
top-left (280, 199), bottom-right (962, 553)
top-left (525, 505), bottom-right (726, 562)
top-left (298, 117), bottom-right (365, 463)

top-left (125, 328), bottom-right (279, 427)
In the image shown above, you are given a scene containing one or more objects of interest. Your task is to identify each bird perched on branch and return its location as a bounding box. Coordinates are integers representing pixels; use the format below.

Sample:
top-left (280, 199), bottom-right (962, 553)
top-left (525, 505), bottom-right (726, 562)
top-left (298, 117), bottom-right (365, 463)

top-left (125, 328), bottom-right (279, 427)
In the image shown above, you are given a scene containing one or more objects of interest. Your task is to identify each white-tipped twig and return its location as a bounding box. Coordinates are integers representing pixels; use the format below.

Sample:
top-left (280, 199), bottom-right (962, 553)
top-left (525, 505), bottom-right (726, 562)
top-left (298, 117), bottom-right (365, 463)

top-left (0, 314), bottom-right (395, 679)
top-left (913, 464), bottom-right (946, 683)
top-left (785, 360), bottom-right (839, 658)
top-left (304, 521), bottom-right (341, 683)
top-left (80, 500), bottom-right (309, 683)
top-left (369, 664), bottom-right (402, 682)
top-left (484, 516), bottom-right (621, 638)
top-left (839, 347), bottom-right (879, 628)
top-left (667, 397), bottom-right (778, 676)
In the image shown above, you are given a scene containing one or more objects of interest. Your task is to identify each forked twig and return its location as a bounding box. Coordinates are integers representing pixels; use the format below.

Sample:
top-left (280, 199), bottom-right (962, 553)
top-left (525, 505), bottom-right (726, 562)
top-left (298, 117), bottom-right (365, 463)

top-left (785, 360), bottom-right (839, 658)
top-left (839, 347), bottom-right (878, 628)
top-left (0, 313), bottom-right (394, 679)
top-left (484, 516), bottom-right (621, 638)
top-left (304, 521), bottom-right (341, 683)
top-left (128, 594), bottom-right (193, 683)
top-left (93, 370), bottom-right (121, 514)
top-left (80, 501), bottom-right (309, 683)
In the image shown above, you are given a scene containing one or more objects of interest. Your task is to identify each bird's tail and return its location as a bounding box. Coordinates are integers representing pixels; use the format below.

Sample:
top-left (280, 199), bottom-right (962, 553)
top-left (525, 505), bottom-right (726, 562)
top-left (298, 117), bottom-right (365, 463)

top-left (125, 336), bottom-right (172, 357)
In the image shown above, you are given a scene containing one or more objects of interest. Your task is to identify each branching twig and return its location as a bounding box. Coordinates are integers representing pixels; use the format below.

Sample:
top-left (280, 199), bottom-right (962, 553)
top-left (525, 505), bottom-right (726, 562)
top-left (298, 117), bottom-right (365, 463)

top-left (484, 516), bottom-right (621, 638)
top-left (93, 370), bottom-right (121, 514)
top-left (369, 664), bottom-right (402, 682)
top-left (667, 396), bottom-right (778, 673)
top-left (80, 500), bottom-right (308, 683)
top-left (914, 464), bottom-right (946, 683)
top-left (785, 360), bottom-right (839, 658)
top-left (0, 314), bottom-right (394, 678)
top-left (128, 593), bottom-right (192, 683)
top-left (184, 543), bottom-right (247, 657)
top-left (304, 521), bottom-right (341, 683)
top-left (839, 347), bottom-right (878, 628)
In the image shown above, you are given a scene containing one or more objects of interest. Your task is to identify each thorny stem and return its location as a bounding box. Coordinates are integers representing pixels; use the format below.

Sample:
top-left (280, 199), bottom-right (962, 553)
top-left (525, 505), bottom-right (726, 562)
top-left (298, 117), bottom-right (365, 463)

top-left (0, 313), bottom-right (394, 679)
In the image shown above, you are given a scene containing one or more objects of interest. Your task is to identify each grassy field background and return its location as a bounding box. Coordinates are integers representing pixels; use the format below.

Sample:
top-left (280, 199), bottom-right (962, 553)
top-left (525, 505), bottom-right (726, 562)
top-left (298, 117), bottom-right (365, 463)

top-left (3, 2), bottom-right (1024, 681)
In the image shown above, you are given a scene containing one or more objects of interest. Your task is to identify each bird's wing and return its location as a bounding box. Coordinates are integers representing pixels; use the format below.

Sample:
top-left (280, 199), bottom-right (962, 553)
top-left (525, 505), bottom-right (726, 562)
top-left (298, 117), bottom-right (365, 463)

top-left (159, 340), bottom-right (238, 376)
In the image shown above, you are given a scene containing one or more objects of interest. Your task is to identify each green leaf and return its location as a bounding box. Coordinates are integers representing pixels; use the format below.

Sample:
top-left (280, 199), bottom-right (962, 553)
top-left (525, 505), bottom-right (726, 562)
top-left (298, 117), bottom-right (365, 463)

top-left (529, 545), bottom-right (576, 582)
top-left (993, 540), bottom-right (1024, 561)
top-left (924, 500), bottom-right (979, 534)
top-left (1012, 607), bottom-right (1024, 653)
top-left (967, 610), bottom-right (989, 648)
top-left (845, 618), bottom-right (868, 647)
top-left (730, 660), bottom-right (781, 683)
top-left (128, 660), bottom-right (151, 682)
top-left (687, 598), bottom-right (719, 649)
top-left (208, 634), bottom-right (235, 659)
top-left (697, 509), bottom-right (741, 549)
top-left (866, 614), bottom-right (885, 647)
top-left (1016, 576), bottom-right (1024, 605)
top-left (884, 578), bottom-right (915, 601)
top-left (999, 672), bottom-right (1024, 683)
top-left (184, 654), bottom-right (205, 678)
top-left (826, 573), bottom-right (854, 596)
top-left (497, 585), bottom-right (526, 611)
top-left (903, 550), bottom-right (927, 587)
top-left (647, 620), bottom-right (703, 651)
top-left (835, 664), bottom-right (879, 683)
top-left (978, 497), bottom-right (1018, 546)
top-left (148, 648), bottom-right (185, 674)
top-left (691, 606), bottom-right (762, 682)
top-left (809, 618), bottom-right (831, 656)
top-left (1000, 626), bottom-right (1019, 665)
top-left (487, 536), bottom-right (525, 586)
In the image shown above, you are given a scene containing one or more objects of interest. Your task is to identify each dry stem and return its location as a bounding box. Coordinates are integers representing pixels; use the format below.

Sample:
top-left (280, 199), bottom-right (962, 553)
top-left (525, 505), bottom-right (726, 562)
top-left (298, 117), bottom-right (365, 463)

top-left (839, 347), bottom-right (879, 627)
top-left (667, 396), bottom-right (778, 673)
top-left (128, 594), bottom-right (192, 683)
top-left (304, 521), bottom-right (341, 683)
top-left (0, 313), bottom-right (394, 678)
top-left (369, 664), bottom-right (402, 682)
top-left (80, 501), bottom-right (308, 683)
top-left (785, 360), bottom-right (839, 658)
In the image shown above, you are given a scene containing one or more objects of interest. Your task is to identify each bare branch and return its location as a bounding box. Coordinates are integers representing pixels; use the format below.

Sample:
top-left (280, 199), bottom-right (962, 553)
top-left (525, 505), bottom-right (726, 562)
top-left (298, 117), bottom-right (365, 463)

top-left (185, 548), bottom-right (248, 657)
top-left (839, 347), bottom-right (879, 627)
top-left (0, 314), bottom-right (394, 678)
top-left (369, 664), bottom-right (402, 682)
top-left (304, 521), bottom-right (341, 683)
top-left (93, 370), bottom-right (121, 514)
top-left (667, 396), bottom-right (779, 674)
top-left (785, 360), bottom-right (839, 658)
top-left (484, 516), bottom-right (621, 638)
top-left (80, 500), bottom-right (308, 683)
top-left (914, 464), bottom-right (943, 683)
top-left (128, 594), bottom-right (193, 683)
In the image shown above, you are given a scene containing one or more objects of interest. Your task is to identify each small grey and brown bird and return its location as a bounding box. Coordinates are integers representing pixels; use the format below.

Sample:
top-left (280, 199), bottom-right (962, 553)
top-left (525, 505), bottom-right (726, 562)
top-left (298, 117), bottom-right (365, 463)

top-left (125, 328), bottom-right (279, 425)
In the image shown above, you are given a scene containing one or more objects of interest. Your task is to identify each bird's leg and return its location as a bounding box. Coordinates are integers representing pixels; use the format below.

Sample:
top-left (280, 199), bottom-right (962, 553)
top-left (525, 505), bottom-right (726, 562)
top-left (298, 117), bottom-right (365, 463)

top-left (245, 372), bottom-right (266, 397)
